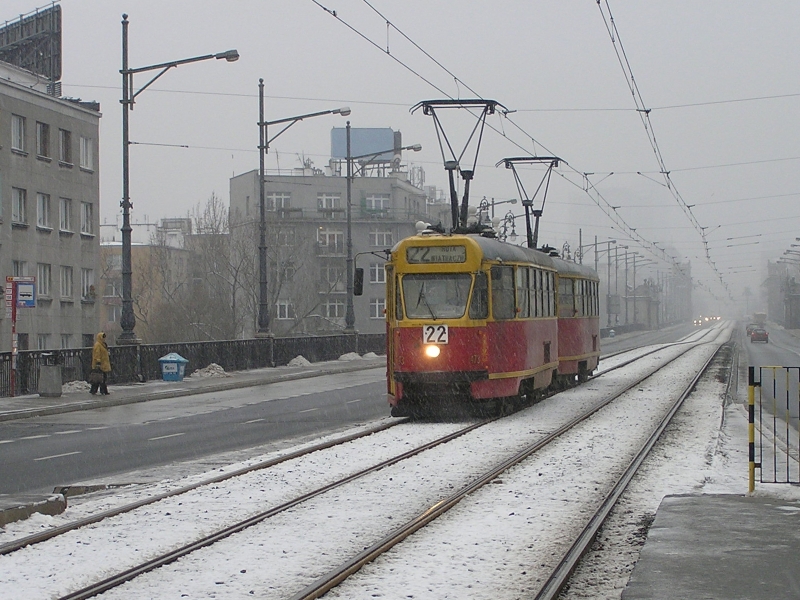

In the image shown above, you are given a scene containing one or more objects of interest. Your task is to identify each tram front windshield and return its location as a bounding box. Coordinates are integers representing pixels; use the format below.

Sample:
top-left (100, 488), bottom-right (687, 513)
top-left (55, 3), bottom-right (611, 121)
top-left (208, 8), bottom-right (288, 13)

top-left (402, 273), bottom-right (472, 319)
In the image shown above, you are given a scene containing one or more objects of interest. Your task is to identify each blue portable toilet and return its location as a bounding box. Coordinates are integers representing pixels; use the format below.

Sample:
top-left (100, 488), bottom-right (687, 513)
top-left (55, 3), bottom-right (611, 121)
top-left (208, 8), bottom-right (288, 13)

top-left (158, 353), bottom-right (189, 381)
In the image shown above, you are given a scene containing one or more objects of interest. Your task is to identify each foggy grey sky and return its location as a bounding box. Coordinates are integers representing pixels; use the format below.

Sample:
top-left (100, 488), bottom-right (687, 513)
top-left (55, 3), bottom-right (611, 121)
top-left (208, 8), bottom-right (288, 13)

top-left (4, 0), bottom-right (799, 312)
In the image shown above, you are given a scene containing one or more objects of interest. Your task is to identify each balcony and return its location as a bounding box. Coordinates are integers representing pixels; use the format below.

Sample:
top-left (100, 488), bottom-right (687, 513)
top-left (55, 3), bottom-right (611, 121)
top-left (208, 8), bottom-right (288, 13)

top-left (317, 207), bottom-right (346, 219)
top-left (315, 242), bottom-right (345, 256)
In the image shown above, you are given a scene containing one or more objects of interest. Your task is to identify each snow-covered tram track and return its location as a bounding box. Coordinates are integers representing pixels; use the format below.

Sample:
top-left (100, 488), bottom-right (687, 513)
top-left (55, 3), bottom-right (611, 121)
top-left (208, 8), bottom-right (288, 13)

top-left (0, 419), bottom-right (406, 556)
top-left (289, 328), bottom-right (731, 600)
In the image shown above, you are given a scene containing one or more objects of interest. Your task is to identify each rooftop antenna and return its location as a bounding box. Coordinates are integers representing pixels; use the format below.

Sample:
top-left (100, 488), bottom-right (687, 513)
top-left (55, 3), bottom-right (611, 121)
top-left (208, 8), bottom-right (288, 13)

top-left (411, 99), bottom-right (506, 232)
top-left (496, 156), bottom-right (563, 249)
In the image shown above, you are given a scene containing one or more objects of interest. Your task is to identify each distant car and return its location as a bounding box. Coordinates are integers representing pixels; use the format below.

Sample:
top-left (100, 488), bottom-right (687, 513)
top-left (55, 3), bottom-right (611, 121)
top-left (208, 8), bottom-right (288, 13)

top-left (746, 323), bottom-right (759, 336)
top-left (750, 328), bottom-right (769, 343)
top-left (693, 318), bottom-right (702, 326)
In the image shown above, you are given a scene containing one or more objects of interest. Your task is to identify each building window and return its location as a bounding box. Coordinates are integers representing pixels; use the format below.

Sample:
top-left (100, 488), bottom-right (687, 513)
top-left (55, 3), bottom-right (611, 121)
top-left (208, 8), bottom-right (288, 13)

top-left (104, 279), bottom-right (122, 297)
top-left (12, 188), bottom-right (27, 224)
top-left (317, 193), bottom-right (341, 209)
top-left (266, 192), bottom-right (291, 211)
top-left (60, 198), bottom-right (72, 231)
top-left (369, 263), bottom-right (385, 284)
top-left (59, 129), bottom-right (72, 164)
top-left (366, 194), bottom-right (390, 211)
top-left (61, 334), bottom-right (72, 349)
top-left (36, 122), bottom-right (50, 157)
top-left (104, 254), bottom-right (122, 272)
top-left (276, 301), bottom-right (295, 320)
top-left (108, 305), bottom-right (122, 323)
top-left (369, 228), bottom-right (393, 246)
top-left (80, 136), bottom-right (94, 170)
top-left (321, 266), bottom-right (345, 292)
top-left (370, 298), bottom-right (386, 319)
top-left (37, 263), bottom-right (52, 297)
top-left (322, 299), bottom-right (345, 319)
top-left (80, 202), bottom-right (94, 235)
top-left (318, 229), bottom-right (344, 253)
top-left (60, 266), bottom-right (74, 298)
top-left (81, 268), bottom-right (94, 300)
top-left (12, 260), bottom-right (27, 277)
top-left (37, 334), bottom-right (51, 350)
top-left (278, 228), bottom-right (295, 246)
top-left (11, 114), bottom-right (25, 152)
top-left (37, 193), bottom-right (51, 229)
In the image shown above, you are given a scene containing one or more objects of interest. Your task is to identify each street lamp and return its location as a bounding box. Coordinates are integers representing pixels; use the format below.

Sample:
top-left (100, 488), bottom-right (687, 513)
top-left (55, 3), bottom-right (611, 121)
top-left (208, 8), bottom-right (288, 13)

top-left (256, 84), bottom-right (350, 337)
top-left (345, 121), bottom-right (421, 331)
top-left (118, 14), bottom-right (238, 345)
top-left (477, 196), bottom-right (517, 222)
top-left (496, 210), bottom-right (518, 243)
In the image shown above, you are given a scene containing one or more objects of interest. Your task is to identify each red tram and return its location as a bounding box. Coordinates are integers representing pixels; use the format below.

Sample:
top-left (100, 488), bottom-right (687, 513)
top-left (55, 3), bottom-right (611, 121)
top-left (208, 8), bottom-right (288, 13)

top-left (384, 228), bottom-right (600, 416)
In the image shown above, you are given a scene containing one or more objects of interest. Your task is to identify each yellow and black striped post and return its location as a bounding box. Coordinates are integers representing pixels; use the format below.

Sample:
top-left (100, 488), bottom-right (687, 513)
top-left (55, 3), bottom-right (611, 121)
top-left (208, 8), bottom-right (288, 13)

top-left (748, 366), bottom-right (758, 493)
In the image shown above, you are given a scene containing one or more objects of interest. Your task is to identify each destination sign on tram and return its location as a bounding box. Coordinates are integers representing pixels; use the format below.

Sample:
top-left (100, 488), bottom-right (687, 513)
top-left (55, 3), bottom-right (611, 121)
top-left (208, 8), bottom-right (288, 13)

top-left (406, 245), bottom-right (466, 264)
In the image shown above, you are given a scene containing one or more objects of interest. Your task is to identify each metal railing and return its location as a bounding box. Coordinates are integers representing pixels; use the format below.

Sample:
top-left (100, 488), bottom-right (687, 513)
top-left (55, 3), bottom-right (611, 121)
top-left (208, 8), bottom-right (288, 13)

top-left (749, 366), bottom-right (800, 488)
top-left (0, 332), bottom-right (386, 397)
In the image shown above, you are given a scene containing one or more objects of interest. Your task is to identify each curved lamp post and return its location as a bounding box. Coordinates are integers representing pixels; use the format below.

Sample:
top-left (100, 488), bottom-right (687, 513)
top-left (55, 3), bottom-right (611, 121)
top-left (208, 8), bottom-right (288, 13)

top-left (345, 121), bottom-right (421, 331)
top-left (119, 14), bottom-right (238, 344)
top-left (256, 84), bottom-right (350, 337)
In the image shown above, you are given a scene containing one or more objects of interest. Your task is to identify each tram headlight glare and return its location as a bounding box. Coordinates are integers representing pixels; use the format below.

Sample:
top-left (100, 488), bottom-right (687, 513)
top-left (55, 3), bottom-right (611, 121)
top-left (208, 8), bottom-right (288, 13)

top-left (424, 345), bottom-right (441, 358)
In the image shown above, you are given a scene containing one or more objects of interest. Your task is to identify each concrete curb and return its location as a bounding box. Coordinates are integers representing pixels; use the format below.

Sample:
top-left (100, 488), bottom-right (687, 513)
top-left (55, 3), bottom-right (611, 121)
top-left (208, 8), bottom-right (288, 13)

top-left (0, 494), bottom-right (67, 527)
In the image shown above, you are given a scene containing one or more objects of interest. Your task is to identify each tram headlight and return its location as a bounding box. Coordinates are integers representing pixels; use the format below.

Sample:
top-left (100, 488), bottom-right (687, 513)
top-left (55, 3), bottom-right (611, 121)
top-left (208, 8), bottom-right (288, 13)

top-left (424, 345), bottom-right (441, 358)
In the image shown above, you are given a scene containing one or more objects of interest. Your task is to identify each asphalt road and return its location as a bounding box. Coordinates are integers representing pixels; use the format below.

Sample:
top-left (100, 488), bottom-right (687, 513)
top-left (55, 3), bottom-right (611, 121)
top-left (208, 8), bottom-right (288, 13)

top-left (0, 369), bottom-right (388, 496)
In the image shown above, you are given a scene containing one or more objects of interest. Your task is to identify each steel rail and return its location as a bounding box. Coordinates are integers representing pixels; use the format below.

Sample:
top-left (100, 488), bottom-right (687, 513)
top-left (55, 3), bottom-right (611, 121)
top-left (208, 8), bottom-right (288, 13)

top-left (1, 419), bottom-right (403, 555)
top-left (532, 343), bottom-right (725, 600)
top-left (288, 334), bottom-right (726, 600)
top-left (56, 418), bottom-right (493, 600)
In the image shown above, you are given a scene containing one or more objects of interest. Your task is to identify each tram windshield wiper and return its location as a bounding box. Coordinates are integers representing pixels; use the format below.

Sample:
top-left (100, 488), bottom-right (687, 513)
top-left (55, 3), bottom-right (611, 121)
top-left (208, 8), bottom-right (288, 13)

top-left (416, 287), bottom-right (438, 320)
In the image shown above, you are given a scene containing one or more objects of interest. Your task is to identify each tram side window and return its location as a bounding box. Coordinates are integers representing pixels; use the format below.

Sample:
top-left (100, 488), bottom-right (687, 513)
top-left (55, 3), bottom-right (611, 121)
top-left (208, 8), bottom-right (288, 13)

top-left (491, 266), bottom-right (515, 320)
top-left (549, 272), bottom-right (556, 316)
top-left (469, 271), bottom-right (488, 319)
top-left (559, 277), bottom-right (573, 317)
top-left (386, 266), bottom-right (395, 320)
top-left (577, 279), bottom-right (586, 317)
top-left (537, 270), bottom-right (545, 317)
top-left (529, 268), bottom-right (539, 317)
top-left (395, 274), bottom-right (404, 320)
top-left (594, 281), bottom-right (599, 315)
top-left (516, 266), bottom-right (530, 318)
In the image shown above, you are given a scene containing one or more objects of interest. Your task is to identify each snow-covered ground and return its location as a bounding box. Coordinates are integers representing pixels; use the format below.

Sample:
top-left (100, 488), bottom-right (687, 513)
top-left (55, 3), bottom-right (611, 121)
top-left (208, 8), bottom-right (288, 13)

top-left (2, 323), bottom-right (797, 599)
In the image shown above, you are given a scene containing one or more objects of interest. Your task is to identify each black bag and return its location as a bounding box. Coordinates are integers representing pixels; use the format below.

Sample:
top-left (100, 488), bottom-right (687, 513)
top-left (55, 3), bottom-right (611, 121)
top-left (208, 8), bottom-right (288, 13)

top-left (88, 369), bottom-right (104, 384)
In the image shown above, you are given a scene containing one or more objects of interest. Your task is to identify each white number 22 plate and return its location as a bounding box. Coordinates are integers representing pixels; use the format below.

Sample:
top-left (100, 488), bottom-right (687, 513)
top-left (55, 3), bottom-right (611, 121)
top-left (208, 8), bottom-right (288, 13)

top-left (423, 324), bottom-right (449, 344)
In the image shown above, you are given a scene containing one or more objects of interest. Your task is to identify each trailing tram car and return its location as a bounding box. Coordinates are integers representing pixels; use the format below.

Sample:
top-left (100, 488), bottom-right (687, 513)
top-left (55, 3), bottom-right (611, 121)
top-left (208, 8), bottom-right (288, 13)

top-left (551, 256), bottom-right (601, 386)
top-left (384, 225), bottom-right (600, 417)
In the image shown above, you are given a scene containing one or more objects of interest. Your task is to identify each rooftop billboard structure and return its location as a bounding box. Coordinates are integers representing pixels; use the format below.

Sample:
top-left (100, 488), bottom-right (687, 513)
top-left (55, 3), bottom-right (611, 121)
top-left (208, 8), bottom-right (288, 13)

top-left (331, 127), bottom-right (400, 163)
top-left (0, 3), bottom-right (62, 85)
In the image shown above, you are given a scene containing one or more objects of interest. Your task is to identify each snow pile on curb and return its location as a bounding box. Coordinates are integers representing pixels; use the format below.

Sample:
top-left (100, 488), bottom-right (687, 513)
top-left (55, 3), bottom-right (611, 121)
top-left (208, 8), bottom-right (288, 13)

top-left (63, 380), bottom-right (91, 393)
top-left (189, 363), bottom-right (231, 378)
top-left (338, 352), bottom-right (362, 361)
top-left (362, 352), bottom-right (379, 359)
top-left (288, 356), bottom-right (312, 367)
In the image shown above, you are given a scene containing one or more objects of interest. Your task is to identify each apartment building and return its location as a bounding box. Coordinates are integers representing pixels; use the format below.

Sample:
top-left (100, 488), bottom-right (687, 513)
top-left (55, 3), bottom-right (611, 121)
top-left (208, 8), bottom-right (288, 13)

top-left (0, 61), bottom-right (101, 351)
top-left (230, 135), bottom-right (430, 336)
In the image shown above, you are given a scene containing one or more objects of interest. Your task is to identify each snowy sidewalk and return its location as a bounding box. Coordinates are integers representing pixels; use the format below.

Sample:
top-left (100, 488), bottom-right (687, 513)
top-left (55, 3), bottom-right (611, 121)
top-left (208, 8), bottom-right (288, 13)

top-left (0, 353), bottom-right (385, 423)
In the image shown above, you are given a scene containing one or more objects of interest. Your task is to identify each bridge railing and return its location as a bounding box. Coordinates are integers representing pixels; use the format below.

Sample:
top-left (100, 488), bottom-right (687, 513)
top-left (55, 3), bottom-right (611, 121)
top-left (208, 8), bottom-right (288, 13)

top-left (0, 333), bottom-right (386, 397)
